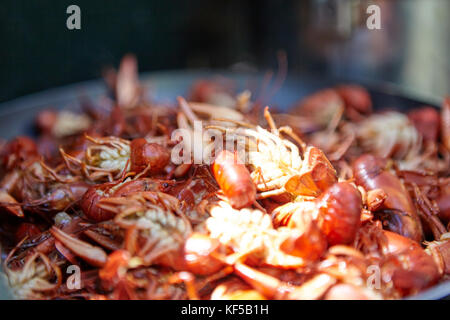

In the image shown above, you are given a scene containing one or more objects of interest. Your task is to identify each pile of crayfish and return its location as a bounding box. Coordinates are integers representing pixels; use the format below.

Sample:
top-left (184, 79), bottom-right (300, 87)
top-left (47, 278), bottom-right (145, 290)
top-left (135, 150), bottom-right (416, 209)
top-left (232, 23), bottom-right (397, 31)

top-left (0, 54), bottom-right (449, 300)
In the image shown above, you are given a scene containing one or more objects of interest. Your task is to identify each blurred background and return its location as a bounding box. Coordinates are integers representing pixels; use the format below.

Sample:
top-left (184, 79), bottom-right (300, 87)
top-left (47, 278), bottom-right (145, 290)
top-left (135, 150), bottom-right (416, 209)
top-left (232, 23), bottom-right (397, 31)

top-left (0, 0), bottom-right (448, 104)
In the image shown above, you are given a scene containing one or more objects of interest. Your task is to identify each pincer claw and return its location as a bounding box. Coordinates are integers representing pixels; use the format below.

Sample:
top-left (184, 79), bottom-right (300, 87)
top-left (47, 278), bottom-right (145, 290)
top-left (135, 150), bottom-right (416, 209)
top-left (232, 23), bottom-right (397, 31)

top-left (0, 190), bottom-right (24, 217)
top-left (50, 227), bottom-right (108, 267)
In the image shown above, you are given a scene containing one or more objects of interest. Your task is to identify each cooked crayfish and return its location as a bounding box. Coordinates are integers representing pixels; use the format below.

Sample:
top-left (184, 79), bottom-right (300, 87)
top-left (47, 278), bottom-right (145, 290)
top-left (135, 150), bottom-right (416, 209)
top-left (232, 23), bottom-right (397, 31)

top-left (1, 54), bottom-right (449, 301)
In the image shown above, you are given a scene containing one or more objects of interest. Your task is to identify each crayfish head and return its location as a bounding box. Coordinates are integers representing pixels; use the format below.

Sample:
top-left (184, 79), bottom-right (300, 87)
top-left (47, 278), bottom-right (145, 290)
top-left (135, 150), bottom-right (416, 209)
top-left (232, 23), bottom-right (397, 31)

top-left (285, 146), bottom-right (337, 197)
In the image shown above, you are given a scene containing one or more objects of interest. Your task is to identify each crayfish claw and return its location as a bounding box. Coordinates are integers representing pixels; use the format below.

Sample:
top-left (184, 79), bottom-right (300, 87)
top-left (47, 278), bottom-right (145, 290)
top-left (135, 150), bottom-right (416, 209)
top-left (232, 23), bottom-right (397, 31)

top-left (0, 190), bottom-right (24, 217)
top-left (50, 227), bottom-right (107, 267)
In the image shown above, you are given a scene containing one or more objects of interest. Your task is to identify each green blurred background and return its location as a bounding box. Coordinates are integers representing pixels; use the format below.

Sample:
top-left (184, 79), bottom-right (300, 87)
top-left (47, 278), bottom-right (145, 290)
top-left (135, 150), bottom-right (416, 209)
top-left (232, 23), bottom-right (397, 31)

top-left (0, 0), bottom-right (299, 103)
top-left (0, 0), bottom-right (448, 104)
